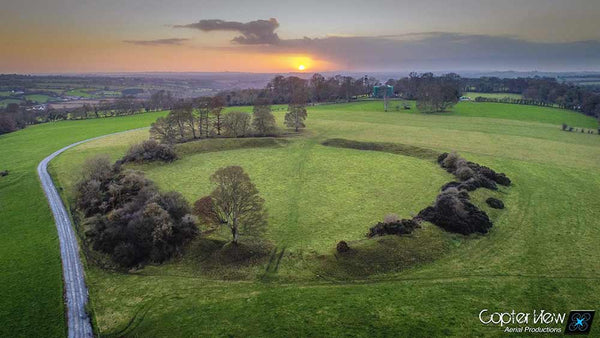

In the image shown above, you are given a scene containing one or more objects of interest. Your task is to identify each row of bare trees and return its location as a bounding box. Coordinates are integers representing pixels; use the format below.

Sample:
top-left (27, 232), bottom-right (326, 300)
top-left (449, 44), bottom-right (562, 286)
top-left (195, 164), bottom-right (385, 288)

top-left (150, 96), bottom-right (307, 143)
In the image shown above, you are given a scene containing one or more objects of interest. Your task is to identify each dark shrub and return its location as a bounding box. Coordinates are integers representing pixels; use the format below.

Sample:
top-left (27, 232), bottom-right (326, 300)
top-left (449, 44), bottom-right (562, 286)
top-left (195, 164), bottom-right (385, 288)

top-left (417, 189), bottom-right (492, 235)
top-left (76, 157), bottom-right (197, 267)
top-left (439, 152), bottom-right (510, 188)
top-left (458, 178), bottom-right (481, 191)
top-left (120, 139), bottom-right (177, 164)
top-left (477, 176), bottom-right (498, 190)
top-left (0, 115), bottom-right (18, 134)
top-left (441, 151), bottom-right (460, 171)
top-left (441, 181), bottom-right (461, 191)
top-left (437, 152), bottom-right (449, 164)
top-left (367, 219), bottom-right (420, 238)
top-left (486, 197), bottom-right (505, 209)
top-left (455, 165), bottom-right (475, 181)
top-left (336, 241), bottom-right (350, 253)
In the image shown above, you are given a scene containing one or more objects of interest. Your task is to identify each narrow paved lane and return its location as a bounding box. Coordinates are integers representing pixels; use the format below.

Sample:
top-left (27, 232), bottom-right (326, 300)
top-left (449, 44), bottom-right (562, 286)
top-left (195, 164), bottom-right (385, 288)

top-left (37, 130), bottom-right (143, 338)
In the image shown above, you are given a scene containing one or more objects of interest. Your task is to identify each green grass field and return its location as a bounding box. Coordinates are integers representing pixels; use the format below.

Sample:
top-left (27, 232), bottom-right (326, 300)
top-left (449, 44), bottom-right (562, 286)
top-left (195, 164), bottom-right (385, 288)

top-left (464, 92), bottom-right (523, 99)
top-left (64, 89), bottom-right (92, 97)
top-left (2, 101), bottom-right (600, 336)
top-left (25, 94), bottom-right (53, 103)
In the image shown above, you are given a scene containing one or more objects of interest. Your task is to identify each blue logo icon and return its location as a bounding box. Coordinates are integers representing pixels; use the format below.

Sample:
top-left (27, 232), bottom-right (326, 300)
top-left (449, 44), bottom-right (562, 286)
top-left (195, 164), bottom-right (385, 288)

top-left (566, 310), bottom-right (595, 335)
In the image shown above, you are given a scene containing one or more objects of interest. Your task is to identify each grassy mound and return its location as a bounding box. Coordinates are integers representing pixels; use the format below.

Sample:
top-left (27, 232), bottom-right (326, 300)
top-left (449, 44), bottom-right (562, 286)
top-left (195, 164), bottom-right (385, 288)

top-left (321, 138), bottom-right (439, 160)
top-left (176, 137), bottom-right (288, 157)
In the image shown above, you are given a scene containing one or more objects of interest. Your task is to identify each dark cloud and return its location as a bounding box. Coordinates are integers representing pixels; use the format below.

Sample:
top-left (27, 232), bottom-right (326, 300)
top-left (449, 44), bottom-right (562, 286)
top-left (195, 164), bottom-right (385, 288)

top-left (123, 38), bottom-right (189, 46)
top-left (175, 18), bottom-right (280, 45)
top-left (241, 32), bottom-right (600, 71)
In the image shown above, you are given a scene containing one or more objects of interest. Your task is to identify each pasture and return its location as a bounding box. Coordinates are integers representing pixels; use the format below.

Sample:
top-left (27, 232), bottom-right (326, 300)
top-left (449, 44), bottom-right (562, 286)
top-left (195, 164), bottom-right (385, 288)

top-left (47, 101), bottom-right (600, 336)
top-left (1, 100), bottom-right (599, 336)
top-left (0, 111), bottom-right (168, 337)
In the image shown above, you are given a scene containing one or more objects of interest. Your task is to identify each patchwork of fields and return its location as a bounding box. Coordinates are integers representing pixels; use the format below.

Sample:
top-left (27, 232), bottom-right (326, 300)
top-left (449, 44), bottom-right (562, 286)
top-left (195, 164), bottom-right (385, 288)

top-left (2, 101), bottom-right (600, 336)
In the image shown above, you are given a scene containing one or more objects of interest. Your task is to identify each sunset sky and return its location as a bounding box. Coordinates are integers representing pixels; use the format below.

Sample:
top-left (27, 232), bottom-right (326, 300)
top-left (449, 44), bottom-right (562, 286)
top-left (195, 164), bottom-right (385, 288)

top-left (2, 0), bottom-right (600, 73)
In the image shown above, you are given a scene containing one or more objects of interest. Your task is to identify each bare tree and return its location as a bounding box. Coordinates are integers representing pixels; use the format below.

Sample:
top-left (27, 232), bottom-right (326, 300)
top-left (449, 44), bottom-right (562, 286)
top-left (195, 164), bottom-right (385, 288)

top-left (169, 106), bottom-right (192, 140)
top-left (194, 97), bottom-right (212, 138)
top-left (252, 97), bottom-right (276, 136)
top-left (223, 111), bottom-right (251, 137)
top-left (284, 104), bottom-right (307, 132)
top-left (209, 166), bottom-right (266, 244)
top-left (210, 96), bottom-right (226, 135)
top-left (150, 115), bottom-right (179, 144)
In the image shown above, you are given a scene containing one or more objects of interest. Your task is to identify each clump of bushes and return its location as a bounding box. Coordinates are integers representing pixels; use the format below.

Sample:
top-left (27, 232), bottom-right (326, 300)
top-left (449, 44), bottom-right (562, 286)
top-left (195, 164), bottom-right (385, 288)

top-left (75, 155), bottom-right (197, 267)
top-left (417, 188), bottom-right (492, 235)
top-left (455, 165), bottom-right (475, 181)
top-left (438, 152), bottom-right (511, 189)
top-left (486, 197), bottom-right (505, 209)
top-left (367, 218), bottom-right (420, 238)
top-left (561, 123), bottom-right (597, 134)
top-left (336, 241), bottom-right (350, 253)
top-left (119, 139), bottom-right (177, 164)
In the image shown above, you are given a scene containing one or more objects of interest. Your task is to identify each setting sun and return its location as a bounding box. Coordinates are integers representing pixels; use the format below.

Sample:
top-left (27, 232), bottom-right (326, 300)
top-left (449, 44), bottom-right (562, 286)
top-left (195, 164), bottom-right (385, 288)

top-left (298, 64), bottom-right (306, 71)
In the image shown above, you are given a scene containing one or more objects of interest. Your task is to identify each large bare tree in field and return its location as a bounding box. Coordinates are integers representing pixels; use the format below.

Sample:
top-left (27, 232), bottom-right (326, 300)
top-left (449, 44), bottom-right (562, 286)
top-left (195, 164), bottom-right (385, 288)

top-left (209, 166), bottom-right (266, 244)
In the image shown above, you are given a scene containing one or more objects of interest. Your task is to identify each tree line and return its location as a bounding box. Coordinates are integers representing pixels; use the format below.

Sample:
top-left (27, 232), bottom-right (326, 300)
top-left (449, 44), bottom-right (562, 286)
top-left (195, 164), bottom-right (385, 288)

top-left (459, 76), bottom-right (600, 118)
top-left (217, 74), bottom-right (379, 106)
top-left (0, 90), bottom-right (177, 135)
top-left (150, 90), bottom-right (308, 144)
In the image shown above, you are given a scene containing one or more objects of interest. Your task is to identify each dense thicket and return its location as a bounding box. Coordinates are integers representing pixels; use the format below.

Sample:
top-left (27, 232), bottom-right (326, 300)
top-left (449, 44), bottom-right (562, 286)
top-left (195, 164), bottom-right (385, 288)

top-left (119, 139), bottom-right (177, 164)
top-left (75, 155), bottom-right (197, 267)
top-left (417, 188), bottom-right (493, 235)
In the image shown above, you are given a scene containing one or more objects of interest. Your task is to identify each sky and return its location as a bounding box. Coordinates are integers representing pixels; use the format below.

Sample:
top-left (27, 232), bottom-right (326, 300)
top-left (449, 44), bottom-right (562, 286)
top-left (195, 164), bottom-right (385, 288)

top-left (1, 0), bottom-right (600, 73)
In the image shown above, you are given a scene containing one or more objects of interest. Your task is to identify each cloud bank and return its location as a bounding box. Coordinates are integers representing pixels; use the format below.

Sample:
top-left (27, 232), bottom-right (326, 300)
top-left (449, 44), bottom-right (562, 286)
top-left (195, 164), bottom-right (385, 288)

top-left (173, 18), bottom-right (600, 71)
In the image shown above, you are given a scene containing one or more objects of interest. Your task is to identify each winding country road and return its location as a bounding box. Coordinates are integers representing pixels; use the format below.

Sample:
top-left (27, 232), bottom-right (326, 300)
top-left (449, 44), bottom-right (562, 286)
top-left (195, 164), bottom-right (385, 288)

top-left (37, 130), bottom-right (143, 338)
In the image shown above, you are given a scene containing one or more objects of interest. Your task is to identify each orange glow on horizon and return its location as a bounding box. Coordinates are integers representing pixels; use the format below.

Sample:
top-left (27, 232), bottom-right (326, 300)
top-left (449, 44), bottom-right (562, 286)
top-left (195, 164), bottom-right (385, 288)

top-left (0, 31), bottom-right (337, 73)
